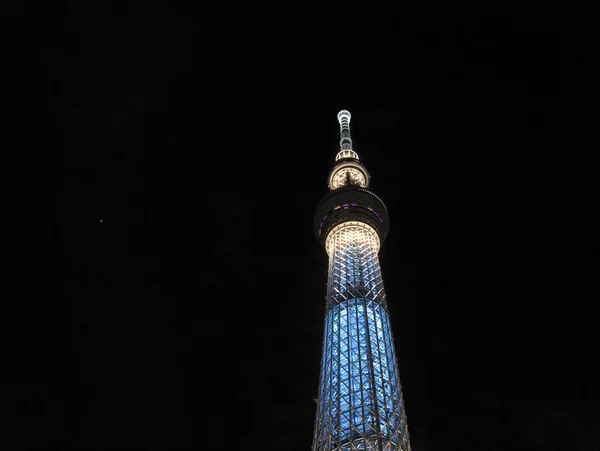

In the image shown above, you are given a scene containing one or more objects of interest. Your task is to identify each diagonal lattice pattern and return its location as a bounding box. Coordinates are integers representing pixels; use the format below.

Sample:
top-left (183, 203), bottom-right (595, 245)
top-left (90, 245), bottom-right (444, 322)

top-left (313, 223), bottom-right (411, 451)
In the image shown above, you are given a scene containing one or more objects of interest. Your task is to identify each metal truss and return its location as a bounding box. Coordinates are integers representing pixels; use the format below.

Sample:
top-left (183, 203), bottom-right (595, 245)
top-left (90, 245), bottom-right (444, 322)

top-left (313, 224), bottom-right (411, 451)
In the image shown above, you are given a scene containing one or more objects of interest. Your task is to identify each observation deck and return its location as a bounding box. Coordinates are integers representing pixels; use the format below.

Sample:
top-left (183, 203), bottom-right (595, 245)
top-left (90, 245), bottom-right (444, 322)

top-left (313, 185), bottom-right (390, 247)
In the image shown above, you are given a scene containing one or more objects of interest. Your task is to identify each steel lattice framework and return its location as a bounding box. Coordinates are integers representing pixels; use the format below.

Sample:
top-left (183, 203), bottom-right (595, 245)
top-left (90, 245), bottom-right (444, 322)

top-left (312, 111), bottom-right (411, 451)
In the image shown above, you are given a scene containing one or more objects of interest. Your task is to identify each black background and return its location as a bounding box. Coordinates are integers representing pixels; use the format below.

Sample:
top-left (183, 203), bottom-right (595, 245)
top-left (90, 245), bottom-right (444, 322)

top-left (4, 4), bottom-right (599, 451)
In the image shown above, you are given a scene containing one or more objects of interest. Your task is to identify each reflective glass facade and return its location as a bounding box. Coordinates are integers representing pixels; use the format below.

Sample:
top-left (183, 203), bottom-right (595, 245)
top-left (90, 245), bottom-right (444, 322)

top-left (312, 224), bottom-right (411, 451)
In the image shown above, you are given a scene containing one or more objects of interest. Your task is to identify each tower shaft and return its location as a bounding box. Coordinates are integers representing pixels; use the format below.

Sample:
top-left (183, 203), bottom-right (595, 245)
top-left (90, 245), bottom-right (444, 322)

top-left (312, 112), bottom-right (411, 451)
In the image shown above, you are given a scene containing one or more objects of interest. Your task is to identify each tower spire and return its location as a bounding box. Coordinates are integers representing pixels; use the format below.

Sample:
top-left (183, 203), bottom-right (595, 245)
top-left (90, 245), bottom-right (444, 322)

top-left (330, 110), bottom-right (369, 190)
top-left (335, 110), bottom-right (360, 163)
top-left (337, 110), bottom-right (353, 151)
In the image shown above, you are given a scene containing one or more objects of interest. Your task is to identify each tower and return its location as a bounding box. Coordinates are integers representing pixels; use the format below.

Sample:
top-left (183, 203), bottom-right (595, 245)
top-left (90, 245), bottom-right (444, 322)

top-left (311, 111), bottom-right (412, 451)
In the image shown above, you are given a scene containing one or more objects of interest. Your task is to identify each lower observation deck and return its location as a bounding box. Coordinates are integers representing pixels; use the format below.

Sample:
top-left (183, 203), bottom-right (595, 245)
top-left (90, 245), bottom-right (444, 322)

top-left (313, 186), bottom-right (390, 248)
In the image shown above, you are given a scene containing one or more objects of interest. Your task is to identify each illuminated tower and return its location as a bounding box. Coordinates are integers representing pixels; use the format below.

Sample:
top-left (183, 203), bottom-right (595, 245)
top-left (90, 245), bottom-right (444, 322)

top-left (311, 111), bottom-right (411, 451)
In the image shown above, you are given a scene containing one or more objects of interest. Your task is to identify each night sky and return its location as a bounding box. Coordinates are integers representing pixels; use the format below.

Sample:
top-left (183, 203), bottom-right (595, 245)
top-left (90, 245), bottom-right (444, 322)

top-left (5, 5), bottom-right (599, 451)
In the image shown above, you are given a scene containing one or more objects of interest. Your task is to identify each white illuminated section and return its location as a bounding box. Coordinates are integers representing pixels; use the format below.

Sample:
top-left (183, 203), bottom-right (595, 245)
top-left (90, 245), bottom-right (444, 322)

top-left (335, 149), bottom-right (359, 161)
top-left (337, 110), bottom-right (354, 152)
top-left (325, 221), bottom-right (381, 257)
top-left (329, 164), bottom-right (368, 189)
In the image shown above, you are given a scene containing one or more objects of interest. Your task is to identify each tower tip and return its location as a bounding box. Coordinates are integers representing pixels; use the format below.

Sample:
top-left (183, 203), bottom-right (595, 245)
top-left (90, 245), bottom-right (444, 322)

top-left (337, 110), bottom-right (351, 122)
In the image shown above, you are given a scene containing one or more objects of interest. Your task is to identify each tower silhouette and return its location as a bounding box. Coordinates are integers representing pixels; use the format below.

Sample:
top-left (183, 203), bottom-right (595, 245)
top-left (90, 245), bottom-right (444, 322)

top-left (311, 111), bottom-right (411, 451)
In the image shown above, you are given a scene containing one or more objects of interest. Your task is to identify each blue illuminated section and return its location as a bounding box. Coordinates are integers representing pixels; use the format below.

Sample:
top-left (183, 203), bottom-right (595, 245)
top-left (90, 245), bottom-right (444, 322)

top-left (312, 235), bottom-right (410, 451)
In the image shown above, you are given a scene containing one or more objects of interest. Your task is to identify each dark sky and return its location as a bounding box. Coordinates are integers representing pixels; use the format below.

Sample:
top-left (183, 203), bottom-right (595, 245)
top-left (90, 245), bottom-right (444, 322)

top-left (5, 4), bottom-right (599, 451)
